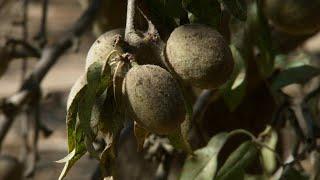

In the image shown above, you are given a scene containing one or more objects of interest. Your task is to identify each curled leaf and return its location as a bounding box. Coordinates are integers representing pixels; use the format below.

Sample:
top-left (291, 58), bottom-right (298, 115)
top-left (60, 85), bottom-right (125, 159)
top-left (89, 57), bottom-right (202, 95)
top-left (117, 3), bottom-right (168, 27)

top-left (180, 133), bottom-right (229, 180)
top-left (180, 129), bottom-right (255, 180)
top-left (259, 126), bottom-right (278, 174)
top-left (216, 141), bottom-right (258, 180)
top-left (55, 149), bottom-right (76, 164)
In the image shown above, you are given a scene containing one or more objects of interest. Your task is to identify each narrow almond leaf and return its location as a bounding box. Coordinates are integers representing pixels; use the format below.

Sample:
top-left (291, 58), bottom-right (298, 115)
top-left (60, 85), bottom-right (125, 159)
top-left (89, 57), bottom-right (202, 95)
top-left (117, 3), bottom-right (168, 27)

top-left (271, 65), bottom-right (320, 91)
top-left (91, 89), bottom-right (109, 135)
top-left (78, 61), bottom-right (111, 155)
top-left (180, 129), bottom-right (255, 180)
top-left (79, 61), bottom-right (104, 134)
top-left (180, 133), bottom-right (229, 180)
top-left (59, 74), bottom-right (87, 180)
top-left (66, 74), bottom-right (87, 151)
top-left (221, 45), bottom-right (247, 111)
top-left (59, 60), bottom-right (112, 180)
top-left (216, 141), bottom-right (258, 180)
top-left (55, 149), bottom-right (76, 164)
top-left (58, 147), bottom-right (86, 180)
top-left (218, 0), bottom-right (247, 21)
top-left (248, 0), bottom-right (274, 78)
top-left (274, 53), bottom-right (312, 70)
top-left (260, 126), bottom-right (278, 174)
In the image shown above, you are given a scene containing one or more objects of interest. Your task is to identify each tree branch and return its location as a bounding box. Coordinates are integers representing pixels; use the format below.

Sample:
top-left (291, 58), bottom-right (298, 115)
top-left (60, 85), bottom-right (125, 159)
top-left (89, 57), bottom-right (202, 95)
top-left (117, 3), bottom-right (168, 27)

top-left (34, 0), bottom-right (49, 47)
top-left (6, 39), bottom-right (41, 58)
top-left (0, 0), bottom-right (100, 149)
top-left (125, 0), bottom-right (143, 47)
top-left (21, 0), bottom-right (29, 81)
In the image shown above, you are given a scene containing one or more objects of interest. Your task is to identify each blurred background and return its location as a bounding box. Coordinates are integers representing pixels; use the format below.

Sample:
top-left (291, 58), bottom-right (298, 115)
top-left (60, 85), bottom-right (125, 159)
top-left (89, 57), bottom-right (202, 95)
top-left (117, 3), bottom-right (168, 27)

top-left (0, 0), bottom-right (97, 179)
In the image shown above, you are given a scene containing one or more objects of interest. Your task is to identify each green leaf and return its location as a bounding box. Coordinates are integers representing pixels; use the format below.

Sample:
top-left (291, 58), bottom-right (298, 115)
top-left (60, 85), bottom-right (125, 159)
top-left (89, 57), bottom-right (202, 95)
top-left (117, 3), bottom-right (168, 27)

top-left (218, 0), bottom-right (247, 21)
top-left (248, 0), bottom-right (274, 78)
top-left (79, 62), bottom-right (105, 133)
top-left (221, 45), bottom-right (247, 111)
top-left (183, 0), bottom-right (221, 27)
top-left (275, 53), bottom-right (312, 70)
top-left (58, 145), bottom-right (86, 180)
top-left (271, 65), bottom-right (320, 91)
top-left (259, 126), bottom-right (278, 174)
top-left (59, 74), bottom-right (88, 180)
top-left (59, 60), bottom-right (112, 180)
top-left (66, 74), bottom-right (87, 151)
top-left (180, 133), bottom-right (229, 180)
top-left (97, 89), bottom-right (121, 135)
top-left (180, 129), bottom-right (255, 180)
top-left (78, 61), bottom-right (111, 154)
top-left (91, 89), bottom-right (108, 135)
top-left (216, 141), bottom-right (258, 180)
top-left (56, 149), bottom-right (76, 164)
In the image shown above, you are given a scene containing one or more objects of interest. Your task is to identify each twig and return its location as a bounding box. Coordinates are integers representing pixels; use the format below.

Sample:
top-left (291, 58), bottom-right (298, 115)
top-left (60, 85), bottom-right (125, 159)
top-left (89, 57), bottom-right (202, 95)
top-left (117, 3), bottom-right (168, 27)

top-left (284, 144), bottom-right (314, 167)
top-left (34, 0), bottom-right (49, 47)
top-left (271, 100), bottom-right (289, 127)
top-left (287, 108), bottom-right (306, 141)
top-left (301, 102), bottom-right (316, 143)
top-left (23, 91), bottom-right (41, 177)
top-left (125, 0), bottom-right (143, 47)
top-left (304, 85), bottom-right (320, 102)
top-left (137, 7), bottom-right (158, 38)
top-left (0, 115), bottom-right (14, 150)
top-left (0, 0), bottom-right (100, 149)
top-left (21, 0), bottom-right (29, 81)
top-left (6, 38), bottom-right (41, 58)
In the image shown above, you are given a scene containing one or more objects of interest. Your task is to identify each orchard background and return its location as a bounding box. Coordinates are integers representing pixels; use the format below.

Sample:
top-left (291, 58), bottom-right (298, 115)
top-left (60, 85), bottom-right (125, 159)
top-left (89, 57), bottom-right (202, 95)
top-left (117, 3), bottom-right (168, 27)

top-left (0, 0), bottom-right (320, 180)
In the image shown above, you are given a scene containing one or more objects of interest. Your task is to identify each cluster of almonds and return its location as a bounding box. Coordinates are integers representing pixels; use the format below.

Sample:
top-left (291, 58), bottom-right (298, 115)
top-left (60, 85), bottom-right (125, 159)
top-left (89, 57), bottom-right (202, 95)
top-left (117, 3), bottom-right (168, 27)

top-left (80, 23), bottom-right (234, 135)
top-left (69, 0), bottom-right (320, 139)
